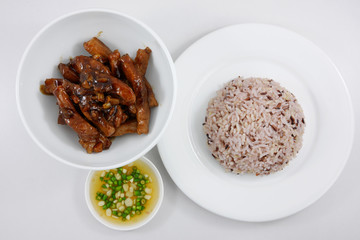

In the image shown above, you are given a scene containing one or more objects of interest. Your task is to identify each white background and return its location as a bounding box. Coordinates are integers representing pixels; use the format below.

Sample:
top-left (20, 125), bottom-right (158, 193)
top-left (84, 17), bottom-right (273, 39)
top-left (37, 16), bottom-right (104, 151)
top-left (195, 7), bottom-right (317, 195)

top-left (1, 0), bottom-right (359, 239)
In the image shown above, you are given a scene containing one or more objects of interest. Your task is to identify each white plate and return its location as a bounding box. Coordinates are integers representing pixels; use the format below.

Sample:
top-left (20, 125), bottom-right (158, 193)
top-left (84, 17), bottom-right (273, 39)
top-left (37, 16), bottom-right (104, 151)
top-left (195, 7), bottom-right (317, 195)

top-left (157, 24), bottom-right (354, 222)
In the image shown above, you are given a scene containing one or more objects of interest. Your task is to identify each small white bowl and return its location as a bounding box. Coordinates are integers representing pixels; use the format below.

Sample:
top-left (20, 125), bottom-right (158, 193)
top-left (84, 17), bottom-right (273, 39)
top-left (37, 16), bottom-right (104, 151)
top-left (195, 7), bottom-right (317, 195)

top-left (16, 9), bottom-right (176, 169)
top-left (85, 156), bottom-right (164, 231)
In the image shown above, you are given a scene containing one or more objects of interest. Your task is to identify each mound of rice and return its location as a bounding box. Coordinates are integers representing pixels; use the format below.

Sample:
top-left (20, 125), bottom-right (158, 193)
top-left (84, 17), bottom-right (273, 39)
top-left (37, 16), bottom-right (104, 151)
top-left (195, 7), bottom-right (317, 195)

top-left (203, 77), bottom-right (305, 176)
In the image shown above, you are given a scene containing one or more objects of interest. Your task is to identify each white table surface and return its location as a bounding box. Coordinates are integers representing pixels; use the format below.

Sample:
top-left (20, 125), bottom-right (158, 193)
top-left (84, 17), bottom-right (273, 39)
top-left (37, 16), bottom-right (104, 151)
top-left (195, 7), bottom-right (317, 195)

top-left (1, 0), bottom-right (359, 239)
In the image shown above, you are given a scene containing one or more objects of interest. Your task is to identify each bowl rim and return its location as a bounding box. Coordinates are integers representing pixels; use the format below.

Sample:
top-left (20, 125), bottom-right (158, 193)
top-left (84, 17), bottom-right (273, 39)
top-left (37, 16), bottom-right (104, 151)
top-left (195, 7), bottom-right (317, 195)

top-left (15, 8), bottom-right (177, 169)
top-left (84, 156), bottom-right (164, 231)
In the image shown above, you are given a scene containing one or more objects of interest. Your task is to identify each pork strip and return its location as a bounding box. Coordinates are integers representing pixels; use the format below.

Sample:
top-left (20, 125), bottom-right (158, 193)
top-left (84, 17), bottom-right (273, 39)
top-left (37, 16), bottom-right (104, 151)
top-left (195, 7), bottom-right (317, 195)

top-left (119, 54), bottom-right (150, 134)
top-left (53, 86), bottom-right (111, 153)
top-left (109, 49), bottom-right (121, 78)
top-left (144, 79), bottom-right (158, 108)
top-left (78, 100), bottom-right (115, 137)
top-left (70, 55), bottom-right (111, 75)
top-left (112, 119), bottom-right (137, 136)
top-left (83, 37), bottom-right (112, 63)
top-left (134, 47), bottom-right (158, 107)
top-left (108, 74), bottom-right (136, 105)
top-left (58, 63), bottom-right (80, 83)
top-left (58, 79), bottom-right (115, 137)
top-left (42, 78), bottom-right (63, 94)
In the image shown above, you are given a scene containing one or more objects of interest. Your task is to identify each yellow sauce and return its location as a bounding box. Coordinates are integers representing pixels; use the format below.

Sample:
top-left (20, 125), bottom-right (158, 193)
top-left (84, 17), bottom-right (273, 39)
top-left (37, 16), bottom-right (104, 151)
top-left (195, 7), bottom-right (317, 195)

top-left (89, 160), bottom-right (159, 225)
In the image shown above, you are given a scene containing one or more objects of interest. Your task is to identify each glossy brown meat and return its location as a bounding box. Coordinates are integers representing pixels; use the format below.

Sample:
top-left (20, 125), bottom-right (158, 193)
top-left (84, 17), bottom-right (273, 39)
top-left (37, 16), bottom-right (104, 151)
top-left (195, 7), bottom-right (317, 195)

top-left (51, 79), bottom-right (115, 137)
top-left (58, 113), bottom-right (66, 125)
top-left (79, 133), bottom-right (111, 153)
top-left (53, 86), bottom-right (111, 153)
top-left (112, 119), bottom-right (137, 136)
top-left (43, 78), bottom-right (88, 96)
top-left (134, 47), bottom-right (152, 76)
top-left (83, 37), bottom-right (112, 63)
top-left (121, 112), bottom-right (128, 124)
top-left (109, 105), bottom-right (123, 128)
top-left (79, 69), bottom-right (112, 93)
top-left (79, 69), bottom-right (136, 104)
top-left (109, 50), bottom-right (121, 78)
top-left (40, 39), bottom-right (158, 154)
top-left (92, 55), bottom-right (106, 64)
top-left (120, 54), bottom-right (150, 134)
top-left (108, 74), bottom-right (136, 105)
top-left (128, 104), bottom-right (137, 114)
top-left (70, 55), bottom-right (111, 75)
top-left (53, 85), bottom-right (98, 139)
top-left (78, 70), bottom-right (136, 106)
top-left (58, 63), bottom-right (80, 83)
top-left (144, 79), bottom-right (158, 107)
top-left (102, 104), bottom-right (122, 128)
top-left (134, 47), bottom-right (158, 107)
top-left (61, 78), bottom-right (89, 96)
top-left (60, 79), bottom-right (116, 137)
top-left (42, 79), bottom-right (77, 125)
top-left (42, 78), bottom-right (63, 94)
top-left (78, 98), bottom-right (115, 137)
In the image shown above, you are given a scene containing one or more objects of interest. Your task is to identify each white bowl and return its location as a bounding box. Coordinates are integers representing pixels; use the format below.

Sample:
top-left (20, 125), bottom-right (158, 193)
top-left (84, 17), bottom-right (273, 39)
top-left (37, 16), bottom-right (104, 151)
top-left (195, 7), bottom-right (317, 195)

top-left (16, 9), bottom-right (176, 169)
top-left (85, 156), bottom-right (164, 230)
